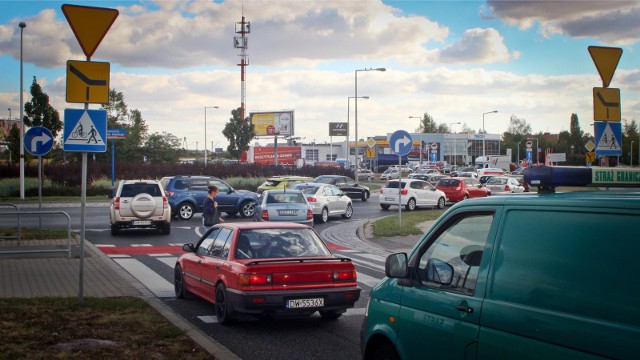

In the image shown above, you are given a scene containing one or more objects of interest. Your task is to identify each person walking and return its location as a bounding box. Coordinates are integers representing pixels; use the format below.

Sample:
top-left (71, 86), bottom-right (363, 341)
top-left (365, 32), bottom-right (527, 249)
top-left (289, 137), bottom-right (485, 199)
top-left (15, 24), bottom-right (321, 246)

top-left (203, 185), bottom-right (224, 229)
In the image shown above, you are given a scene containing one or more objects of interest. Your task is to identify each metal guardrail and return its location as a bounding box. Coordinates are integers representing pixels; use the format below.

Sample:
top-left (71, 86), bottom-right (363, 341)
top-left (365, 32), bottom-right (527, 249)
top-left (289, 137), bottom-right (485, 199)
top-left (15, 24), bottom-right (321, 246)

top-left (0, 206), bottom-right (72, 257)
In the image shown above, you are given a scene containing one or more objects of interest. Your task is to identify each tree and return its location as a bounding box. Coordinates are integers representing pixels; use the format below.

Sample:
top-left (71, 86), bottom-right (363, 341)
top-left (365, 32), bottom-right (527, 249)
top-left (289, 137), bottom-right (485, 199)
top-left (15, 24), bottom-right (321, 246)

top-left (99, 89), bottom-right (148, 162)
top-left (23, 76), bottom-right (63, 137)
top-left (416, 113), bottom-right (438, 133)
top-left (502, 115), bottom-right (532, 163)
top-left (222, 107), bottom-right (254, 160)
top-left (506, 115), bottom-right (532, 135)
top-left (143, 132), bottom-right (182, 163)
top-left (460, 123), bottom-right (476, 134)
top-left (569, 113), bottom-right (585, 152)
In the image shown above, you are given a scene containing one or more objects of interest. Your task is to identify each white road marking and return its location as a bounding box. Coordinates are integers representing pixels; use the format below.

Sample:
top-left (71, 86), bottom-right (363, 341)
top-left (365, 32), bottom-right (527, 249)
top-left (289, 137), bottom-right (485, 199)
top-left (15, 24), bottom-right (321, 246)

top-left (156, 256), bottom-right (178, 268)
top-left (356, 272), bottom-right (383, 288)
top-left (113, 258), bottom-right (174, 298)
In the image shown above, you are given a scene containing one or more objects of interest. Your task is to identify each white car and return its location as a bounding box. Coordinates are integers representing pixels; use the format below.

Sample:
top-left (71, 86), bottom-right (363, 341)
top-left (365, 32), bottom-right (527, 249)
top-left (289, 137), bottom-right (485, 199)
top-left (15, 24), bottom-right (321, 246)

top-left (379, 179), bottom-right (447, 211)
top-left (110, 179), bottom-right (171, 235)
top-left (380, 168), bottom-right (400, 181)
top-left (484, 176), bottom-right (525, 194)
top-left (291, 183), bottom-right (353, 223)
top-left (409, 169), bottom-right (441, 178)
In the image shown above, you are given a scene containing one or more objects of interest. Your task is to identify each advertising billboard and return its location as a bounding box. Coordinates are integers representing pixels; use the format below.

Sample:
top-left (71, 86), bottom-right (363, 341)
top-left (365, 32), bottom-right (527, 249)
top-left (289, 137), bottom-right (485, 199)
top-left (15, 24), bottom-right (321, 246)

top-left (250, 111), bottom-right (294, 136)
top-left (329, 122), bottom-right (348, 136)
top-left (253, 146), bottom-right (301, 165)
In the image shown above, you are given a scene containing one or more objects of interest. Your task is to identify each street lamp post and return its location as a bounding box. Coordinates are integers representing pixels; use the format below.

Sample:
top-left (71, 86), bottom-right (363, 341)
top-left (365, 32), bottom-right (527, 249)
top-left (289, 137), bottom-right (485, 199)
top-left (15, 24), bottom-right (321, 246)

top-left (347, 96), bottom-right (369, 167)
top-left (409, 115), bottom-right (422, 132)
top-left (355, 67), bottom-right (385, 177)
top-left (19, 21), bottom-right (26, 199)
top-left (516, 141), bottom-right (521, 165)
top-left (482, 110), bottom-right (498, 166)
top-left (204, 106), bottom-right (219, 167)
top-left (631, 141), bottom-right (634, 167)
top-left (450, 122), bottom-right (460, 165)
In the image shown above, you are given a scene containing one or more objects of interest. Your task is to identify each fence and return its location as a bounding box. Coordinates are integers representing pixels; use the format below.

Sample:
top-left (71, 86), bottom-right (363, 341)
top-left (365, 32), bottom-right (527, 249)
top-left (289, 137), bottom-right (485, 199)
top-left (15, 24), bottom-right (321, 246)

top-left (0, 205), bottom-right (72, 257)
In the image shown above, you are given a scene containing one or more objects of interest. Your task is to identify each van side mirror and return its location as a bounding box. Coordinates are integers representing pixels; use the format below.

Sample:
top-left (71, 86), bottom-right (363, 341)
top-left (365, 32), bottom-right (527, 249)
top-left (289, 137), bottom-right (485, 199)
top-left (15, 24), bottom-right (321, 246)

top-left (385, 253), bottom-right (408, 278)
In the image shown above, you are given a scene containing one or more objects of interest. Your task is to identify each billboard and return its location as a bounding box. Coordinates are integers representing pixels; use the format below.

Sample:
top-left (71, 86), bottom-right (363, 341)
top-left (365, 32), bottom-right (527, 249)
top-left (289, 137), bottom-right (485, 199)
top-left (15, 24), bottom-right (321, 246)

top-left (253, 146), bottom-right (301, 165)
top-left (250, 111), bottom-right (294, 136)
top-left (329, 122), bottom-right (348, 136)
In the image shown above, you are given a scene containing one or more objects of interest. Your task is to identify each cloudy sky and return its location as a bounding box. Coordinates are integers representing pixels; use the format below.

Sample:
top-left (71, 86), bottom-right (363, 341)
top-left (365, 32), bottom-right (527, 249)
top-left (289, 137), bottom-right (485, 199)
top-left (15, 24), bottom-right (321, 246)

top-left (1, 0), bottom-right (639, 151)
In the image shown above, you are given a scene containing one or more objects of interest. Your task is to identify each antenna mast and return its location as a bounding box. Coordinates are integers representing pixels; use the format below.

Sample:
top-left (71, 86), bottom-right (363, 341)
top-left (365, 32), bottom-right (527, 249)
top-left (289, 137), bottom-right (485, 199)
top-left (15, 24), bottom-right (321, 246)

top-left (234, 14), bottom-right (250, 124)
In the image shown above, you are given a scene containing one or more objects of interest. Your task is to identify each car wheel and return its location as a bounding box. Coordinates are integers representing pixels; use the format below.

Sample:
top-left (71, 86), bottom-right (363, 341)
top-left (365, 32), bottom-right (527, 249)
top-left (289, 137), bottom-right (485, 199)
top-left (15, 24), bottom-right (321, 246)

top-left (177, 202), bottom-right (194, 220)
top-left (380, 204), bottom-right (390, 210)
top-left (162, 222), bottom-right (171, 235)
top-left (318, 207), bottom-right (329, 223)
top-left (319, 309), bottom-right (342, 320)
top-left (406, 198), bottom-right (416, 211)
top-left (437, 196), bottom-right (445, 209)
top-left (371, 343), bottom-right (401, 360)
top-left (110, 224), bottom-right (119, 236)
top-left (174, 265), bottom-right (192, 299)
top-left (361, 191), bottom-right (370, 202)
top-left (240, 201), bottom-right (256, 218)
top-left (341, 204), bottom-right (353, 219)
top-left (215, 283), bottom-right (235, 325)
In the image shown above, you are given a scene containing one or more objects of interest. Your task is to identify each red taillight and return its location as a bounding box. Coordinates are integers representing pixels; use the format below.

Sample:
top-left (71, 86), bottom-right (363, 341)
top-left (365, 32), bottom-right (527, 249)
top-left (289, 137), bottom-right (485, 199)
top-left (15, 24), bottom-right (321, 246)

top-left (333, 270), bottom-right (356, 282)
top-left (252, 297), bottom-right (266, 304)
top-left (400, 189), bottom-right (408, 195)
top-left (504, 185), bottom-right (510, 191)
top-left (239, 273), bottom-right (272, 286)
top-left (307, 209), bottom-right (313, 220)
top-left (380, 189), bottom-right (384, 194)
top-left (261, 209), bottom-right (269, 221)
top-left (307, 197), bottom-right (317, 202)
top-left (344, 292), bottom-right (358, 300)
top-left (165, 190), bottom-right (174, 197)
top-left (162, 196), bottom-right (169, 209)
top-left (114, 197), bottom-right (120, 210)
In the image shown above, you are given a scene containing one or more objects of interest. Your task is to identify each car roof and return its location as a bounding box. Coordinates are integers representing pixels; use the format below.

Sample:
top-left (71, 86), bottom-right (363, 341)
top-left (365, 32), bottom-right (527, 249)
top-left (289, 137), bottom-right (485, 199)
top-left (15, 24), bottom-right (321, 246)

top-left (263, 189), bottom-right (304, 194)
top-left (267, 176), bottom-right (313, 180)
top-left (218, 222), bottom-right (312, 231)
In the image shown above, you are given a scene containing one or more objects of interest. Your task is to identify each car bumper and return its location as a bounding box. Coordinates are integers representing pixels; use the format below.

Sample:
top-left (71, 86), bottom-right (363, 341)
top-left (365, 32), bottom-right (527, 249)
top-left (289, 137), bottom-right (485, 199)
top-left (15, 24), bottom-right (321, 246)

top-left (112, 219), bottom-right (168, 229)
top-left (226, 286), bottom-right (361, 315)
top-left (255, 218), bottom-right (315, 227)
top-left (379, 195), bottom-right (406, 205)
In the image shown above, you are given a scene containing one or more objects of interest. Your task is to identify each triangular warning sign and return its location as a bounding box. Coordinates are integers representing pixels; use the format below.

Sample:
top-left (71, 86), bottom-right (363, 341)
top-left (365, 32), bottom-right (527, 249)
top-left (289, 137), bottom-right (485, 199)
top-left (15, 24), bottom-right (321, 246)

top-left (62, 4), bottom-right (119, 58)
top-left (596, 123), bottom-right (619, 150)
top-left (588, 46), bottom-right (623, 88)
top-left (66, 111), bottom-right (106, 146)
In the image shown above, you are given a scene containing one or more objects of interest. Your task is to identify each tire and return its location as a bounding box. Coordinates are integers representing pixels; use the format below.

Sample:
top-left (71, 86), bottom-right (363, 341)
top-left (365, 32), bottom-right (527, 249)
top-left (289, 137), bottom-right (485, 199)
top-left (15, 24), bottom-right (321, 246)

top-left (162, 222), bottom-right (171, 235)
top-left (318, 207), bottom-right (329, 224)
top-left (371, 343), bottom-right (401, 360)
top-left (361, 191), bottom-right (370, 202)
top-left (130, 193), bottom-right (155, 218)
top-left (405, 198), bottom-right (416, 211)
top-left (380, 204), bottom-right (390, 210)
top-left (174, 265), bottom-right (191, 299)
top-left (110, 224), bottom-right (119, 236)
top-left (437, 196), bottom-right (445, 209)
top-left (239, 201), bottom-right (256, 218)
top-left (177, 202), bottom-right (194, 220)
top-left (319, 309), bottom-right (342, 320)
top-left (341, 204), bottom-right (353, 219)
top-left (215, 284), bottom-right (235, 325)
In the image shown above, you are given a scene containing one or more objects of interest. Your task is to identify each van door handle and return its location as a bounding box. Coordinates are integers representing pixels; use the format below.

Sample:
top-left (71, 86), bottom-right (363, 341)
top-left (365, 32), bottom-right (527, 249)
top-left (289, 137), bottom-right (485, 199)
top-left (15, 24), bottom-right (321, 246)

top-left (455, 305), bottom-right (474, 314)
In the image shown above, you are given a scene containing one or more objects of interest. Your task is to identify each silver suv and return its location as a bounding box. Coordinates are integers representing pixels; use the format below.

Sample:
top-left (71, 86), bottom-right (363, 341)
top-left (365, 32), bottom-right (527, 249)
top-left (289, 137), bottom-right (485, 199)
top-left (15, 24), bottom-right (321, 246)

top-left (110, 180), bottom-right (171, 235)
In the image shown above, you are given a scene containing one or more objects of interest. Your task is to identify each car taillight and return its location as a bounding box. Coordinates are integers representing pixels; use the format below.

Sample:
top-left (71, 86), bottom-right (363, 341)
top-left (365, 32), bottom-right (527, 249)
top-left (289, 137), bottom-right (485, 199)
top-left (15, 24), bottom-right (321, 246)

top-left (504, 185), bottom-right (510, 191)
top-left (162, 196), bottom-right (169, 208)
top-left (114, 197), bottom-right (120, 210)
top-left (239, 273), bottom-right (272, 286)
top-left (456, 186), bottom-right (462, 191)
top-left (165, 190), bottom-right (174, 197)
top-left (261, 209), bottom-right (269, 221)
top-left (333, 270), bottom-right (357, 282)
top-left (307, 209), bottom-right (313, 220)
top-left (400, 189), bottom-right (408, 195)
top-left (380, 189), bottom-right (384, 194)
top-left (307, 197), bottom-right (317, 202)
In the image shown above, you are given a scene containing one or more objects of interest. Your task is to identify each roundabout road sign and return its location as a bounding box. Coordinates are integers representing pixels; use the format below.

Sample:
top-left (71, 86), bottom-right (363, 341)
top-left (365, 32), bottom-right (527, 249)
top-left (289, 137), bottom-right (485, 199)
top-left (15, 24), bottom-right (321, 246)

top-left (389, 130), bottom-right (412, 156)
top-left (24, 126), bottom-right (54, 156)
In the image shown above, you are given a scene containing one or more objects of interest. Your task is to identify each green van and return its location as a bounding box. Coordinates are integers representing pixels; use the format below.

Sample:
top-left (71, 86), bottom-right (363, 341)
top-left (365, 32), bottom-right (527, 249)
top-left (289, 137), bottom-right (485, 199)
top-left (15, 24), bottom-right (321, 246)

top-left (361, 166), bottom-right (640, 360)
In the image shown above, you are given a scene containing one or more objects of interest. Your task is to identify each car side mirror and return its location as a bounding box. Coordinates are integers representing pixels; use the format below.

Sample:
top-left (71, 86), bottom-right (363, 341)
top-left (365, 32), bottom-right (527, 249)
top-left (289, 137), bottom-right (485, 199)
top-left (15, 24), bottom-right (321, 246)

top-left (182, 244), bottom-right (196, 253)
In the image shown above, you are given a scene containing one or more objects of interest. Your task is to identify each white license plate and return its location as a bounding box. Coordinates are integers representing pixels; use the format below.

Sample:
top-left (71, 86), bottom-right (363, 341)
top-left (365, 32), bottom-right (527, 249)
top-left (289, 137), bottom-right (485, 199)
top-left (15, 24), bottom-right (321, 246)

top-left (132, 220), bottom-right (152, 225)
top-left (385, 197), bottom-right (395, 201)
top-left (287, 298), bottom-right (324, 308)
top-left (278, 210), bottom-right (297, 216)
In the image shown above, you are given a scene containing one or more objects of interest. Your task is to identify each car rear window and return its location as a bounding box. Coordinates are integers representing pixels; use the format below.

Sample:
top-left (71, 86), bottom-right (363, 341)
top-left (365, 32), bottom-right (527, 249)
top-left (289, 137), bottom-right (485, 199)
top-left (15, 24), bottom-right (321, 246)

top-left (294, 185), bottom-right (320, 195)
top-left (120, 183), bottom-right (162, 197)
top-left (384, 181), bottom-right (405, 189)
top-left (267, 192), bottom-right (306, 204)
top-left (437, 179), bottom-right (460, 187)
top-left (236, 228), bottom-right (331, 259)
top-left (487, 178), bottom-right (508, 185)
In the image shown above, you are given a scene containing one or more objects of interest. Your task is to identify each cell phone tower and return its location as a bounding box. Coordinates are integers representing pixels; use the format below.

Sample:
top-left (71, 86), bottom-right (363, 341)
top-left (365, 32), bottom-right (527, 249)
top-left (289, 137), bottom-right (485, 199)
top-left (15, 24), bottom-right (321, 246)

top-left (234, 15), bottom-right (250, 124)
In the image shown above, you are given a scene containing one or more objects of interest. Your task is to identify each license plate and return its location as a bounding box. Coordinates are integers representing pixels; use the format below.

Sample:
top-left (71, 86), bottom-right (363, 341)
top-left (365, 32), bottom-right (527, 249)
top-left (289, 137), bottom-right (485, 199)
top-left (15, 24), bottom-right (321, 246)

top-left (132, 220), bottom-right (152, 225)
top-left (278, 210), bottom-right (297, 216)
top-left (287, 298), bottom-right (324, 308)
top-left (385, 197), bottom-right (395, 201)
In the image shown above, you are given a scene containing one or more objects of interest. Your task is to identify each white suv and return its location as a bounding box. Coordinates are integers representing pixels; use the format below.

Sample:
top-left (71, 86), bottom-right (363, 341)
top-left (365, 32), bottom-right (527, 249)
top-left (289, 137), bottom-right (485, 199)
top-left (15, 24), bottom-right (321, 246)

top-left (110, 180), bottom-right (171, 235)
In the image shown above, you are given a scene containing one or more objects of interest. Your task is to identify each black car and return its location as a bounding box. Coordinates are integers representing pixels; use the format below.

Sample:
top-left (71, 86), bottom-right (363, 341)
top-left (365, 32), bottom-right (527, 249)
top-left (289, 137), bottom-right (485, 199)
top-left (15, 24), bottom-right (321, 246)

top-left (313, 175), bottom-right (370, 201)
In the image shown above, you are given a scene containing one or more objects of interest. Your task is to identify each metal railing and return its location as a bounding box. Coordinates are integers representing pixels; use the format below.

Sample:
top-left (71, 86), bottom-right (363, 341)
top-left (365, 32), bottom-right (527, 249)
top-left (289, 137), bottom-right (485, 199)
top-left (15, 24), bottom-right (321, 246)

top-left (0, 206), bottom-right (72, 257)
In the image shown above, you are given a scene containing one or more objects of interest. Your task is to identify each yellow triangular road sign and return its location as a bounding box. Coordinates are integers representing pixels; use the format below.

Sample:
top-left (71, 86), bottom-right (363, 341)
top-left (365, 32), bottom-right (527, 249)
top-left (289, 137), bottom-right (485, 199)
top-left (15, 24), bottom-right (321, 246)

top-left (588, 46), bottom-right (622, 88)
top-left (62, 4), bottom-right (119, 58)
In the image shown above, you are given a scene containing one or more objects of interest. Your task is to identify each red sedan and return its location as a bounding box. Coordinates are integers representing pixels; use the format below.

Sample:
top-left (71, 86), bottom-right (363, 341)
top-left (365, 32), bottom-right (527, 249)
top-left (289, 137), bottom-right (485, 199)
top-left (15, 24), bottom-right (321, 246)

top-left (435, 177), bottom-right (491, 202)
top-left (174, 222), bottom-right (361, 324)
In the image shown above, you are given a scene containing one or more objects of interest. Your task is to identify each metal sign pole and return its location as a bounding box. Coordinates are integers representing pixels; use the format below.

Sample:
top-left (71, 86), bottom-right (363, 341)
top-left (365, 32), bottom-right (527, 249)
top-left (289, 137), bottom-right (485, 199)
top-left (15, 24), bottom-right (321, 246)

top-left (398, 155), bottom-right (402, 227)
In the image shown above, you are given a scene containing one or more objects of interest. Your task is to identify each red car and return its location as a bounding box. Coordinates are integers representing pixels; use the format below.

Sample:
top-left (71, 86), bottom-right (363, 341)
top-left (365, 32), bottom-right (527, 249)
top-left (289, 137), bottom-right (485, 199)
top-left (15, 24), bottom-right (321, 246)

top-left (435, 177), bottom-right (491, 202)
top-left (174, 222), bottom-right (361, 324)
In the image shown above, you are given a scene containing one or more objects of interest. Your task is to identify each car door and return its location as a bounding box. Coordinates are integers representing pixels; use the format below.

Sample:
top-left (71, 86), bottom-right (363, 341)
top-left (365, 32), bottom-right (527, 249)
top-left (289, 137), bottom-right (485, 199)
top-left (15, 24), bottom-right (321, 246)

top-left (340, 177), bottom-right (359, 198)
top-left (199, 227), bottom-right (234, 300)
top-left (422, 181), bottom-right (440, 205)
top-left (182, 228), bottom-right (220, 295)
top-left (208, 179), bottom-right (237, 212)
top-left (465, 179), bottom-right (482, 198)
top-left (329, 184), bottom-right (349, 213)
top-left (409, 181), bottom-right (427, 206)
top-left (396, 211), bottom-right (496, 359)
top-left (188, 179), bottom-right (211, 213)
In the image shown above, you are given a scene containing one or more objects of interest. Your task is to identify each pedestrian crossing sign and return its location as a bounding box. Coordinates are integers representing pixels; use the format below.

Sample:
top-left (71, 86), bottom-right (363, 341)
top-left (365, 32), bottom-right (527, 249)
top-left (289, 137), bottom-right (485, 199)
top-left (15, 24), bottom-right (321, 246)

top-left (594, 121), bottom-right (622, 156)
top-left (63, 109), bottom-right (107, 152)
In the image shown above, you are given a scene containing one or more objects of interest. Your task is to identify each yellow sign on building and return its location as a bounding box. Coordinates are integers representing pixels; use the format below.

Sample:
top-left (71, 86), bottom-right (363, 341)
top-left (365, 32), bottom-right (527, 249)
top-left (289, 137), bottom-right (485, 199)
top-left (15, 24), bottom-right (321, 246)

top-left (66, 60), bottom-right (110, 104)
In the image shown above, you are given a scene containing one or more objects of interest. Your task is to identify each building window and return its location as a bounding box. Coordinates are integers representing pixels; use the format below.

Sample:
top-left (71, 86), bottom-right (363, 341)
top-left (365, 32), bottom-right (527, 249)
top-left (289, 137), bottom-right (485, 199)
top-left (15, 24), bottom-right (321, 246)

top-left (326, 154), bottom-right (337, 161)
top-left (305, 149), bottom-right (318, 162)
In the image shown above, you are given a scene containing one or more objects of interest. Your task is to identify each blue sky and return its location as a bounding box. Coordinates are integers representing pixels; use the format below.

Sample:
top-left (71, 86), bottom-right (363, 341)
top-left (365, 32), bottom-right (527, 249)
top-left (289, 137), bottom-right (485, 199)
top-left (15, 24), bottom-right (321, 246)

top-left (1, 0), bottom-right (639, 150)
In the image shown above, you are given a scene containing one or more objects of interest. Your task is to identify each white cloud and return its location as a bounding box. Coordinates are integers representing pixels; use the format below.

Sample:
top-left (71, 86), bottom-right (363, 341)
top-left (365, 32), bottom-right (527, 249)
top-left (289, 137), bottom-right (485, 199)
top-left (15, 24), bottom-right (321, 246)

top-left (437, 28), bottom-right (518, 64)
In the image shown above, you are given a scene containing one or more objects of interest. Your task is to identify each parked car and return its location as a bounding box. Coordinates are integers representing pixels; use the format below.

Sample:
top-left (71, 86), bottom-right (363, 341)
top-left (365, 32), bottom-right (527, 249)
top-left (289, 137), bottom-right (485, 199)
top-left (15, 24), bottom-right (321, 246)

top-left (291, 183), bottom-right (353, 223)
top-left (160, 175), bottom-right (258, 220)
top-left (479, 175), bottom-right (494, 184)
top-left (175, 222), bottom-right (361, 324)
top-left (257, 176), bottom-right (314, 194)
top-left (313, 175), bottom-right (371, 201)
top-left (380, 168), bottom-right (400, 181)
top-left (484, 176), bottom-right (526, 194)
top-left (457, 171), bottom-right (479, 179)
top-left (110, 179), bottom-right (171, 235)
top-left (253, 189), bottom-right (314, 226)
top-left (408, 169), bottom-right (441, 178)
top-left (435, 177), bottom-right (491, 202)
top-left (379, 179), bottom-right (446, 211)
top-left (356, 169), bottom-right (375, 181)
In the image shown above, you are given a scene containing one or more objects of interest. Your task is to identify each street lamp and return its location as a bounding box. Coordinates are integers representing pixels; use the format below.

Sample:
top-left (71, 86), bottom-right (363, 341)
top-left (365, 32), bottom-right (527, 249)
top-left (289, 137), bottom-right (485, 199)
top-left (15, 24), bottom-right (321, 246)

top-left (19, 21), bottom-right (26, 199)
top-left (355, 67), bottom-right (385, 176)
top-left (450, 122), bottom-right (460, 165)
top-left (347, 96), bottom-right (369, 167)
top-left (204, 106), bottom-right (219, 167)
top-left (482, 110), bottom-right (498, 166)
top-left (409, 116), bottom-right (422, 132)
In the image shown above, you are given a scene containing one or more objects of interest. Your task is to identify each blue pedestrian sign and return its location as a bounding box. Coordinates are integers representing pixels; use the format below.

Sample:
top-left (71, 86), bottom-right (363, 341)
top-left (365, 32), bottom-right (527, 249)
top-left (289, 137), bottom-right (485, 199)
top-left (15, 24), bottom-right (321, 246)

top-left (24, 126), bottom-right (54, 156)
top-left (389, 130), bottom-right (413, 156)
top-left (594, 121), bottom-right (622, 156)
top-left (63, 109), bottom-right (107, 152)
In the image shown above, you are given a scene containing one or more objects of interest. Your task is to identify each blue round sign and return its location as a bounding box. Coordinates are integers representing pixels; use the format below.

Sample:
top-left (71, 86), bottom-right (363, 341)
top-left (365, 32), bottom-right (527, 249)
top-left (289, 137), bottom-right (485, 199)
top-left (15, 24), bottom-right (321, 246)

top-left (24, 126), bottom-right (54, 156)
top-left (389, 130), bottom-right (413, 156)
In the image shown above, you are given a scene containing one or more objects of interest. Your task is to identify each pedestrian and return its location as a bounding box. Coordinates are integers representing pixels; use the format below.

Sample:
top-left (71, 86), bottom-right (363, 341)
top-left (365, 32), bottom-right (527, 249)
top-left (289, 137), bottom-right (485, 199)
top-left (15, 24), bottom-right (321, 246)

top-left (203, 185), bottom-right (223, 229)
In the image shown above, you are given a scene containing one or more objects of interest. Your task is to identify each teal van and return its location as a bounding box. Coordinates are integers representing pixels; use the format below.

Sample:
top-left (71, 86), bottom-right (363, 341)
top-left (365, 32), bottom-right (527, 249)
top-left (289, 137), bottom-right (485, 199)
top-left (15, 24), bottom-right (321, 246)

top-left (361, 166), bottom-right (640, 360)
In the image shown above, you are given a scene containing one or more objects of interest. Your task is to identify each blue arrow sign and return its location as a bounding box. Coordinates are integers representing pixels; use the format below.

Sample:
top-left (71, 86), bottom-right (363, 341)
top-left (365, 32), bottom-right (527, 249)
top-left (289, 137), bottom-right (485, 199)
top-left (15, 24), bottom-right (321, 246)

top-left (63, 109), bottom-right (107, 152)
top-left (594, 121), bottom-right (622, 156)
top-left (389, 130), bottom-right (413, 156)
top-left (24, 126), bottom-right (54, 156)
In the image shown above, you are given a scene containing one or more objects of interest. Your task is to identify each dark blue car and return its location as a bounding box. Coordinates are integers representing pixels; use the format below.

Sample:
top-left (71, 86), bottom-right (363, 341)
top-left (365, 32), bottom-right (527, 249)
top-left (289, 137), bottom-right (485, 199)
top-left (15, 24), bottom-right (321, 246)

top-left (160, 176), bottom-right (258, 220)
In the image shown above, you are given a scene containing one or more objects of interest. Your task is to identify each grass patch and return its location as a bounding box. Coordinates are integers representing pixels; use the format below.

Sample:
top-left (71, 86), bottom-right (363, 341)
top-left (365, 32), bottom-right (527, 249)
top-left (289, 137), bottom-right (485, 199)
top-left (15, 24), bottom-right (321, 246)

top-left (0, 228), bottom-right (68, 240)
top-left (373, 209), bottom-right (445, 237)
top-left (0, 297), bottom-right (211, 359)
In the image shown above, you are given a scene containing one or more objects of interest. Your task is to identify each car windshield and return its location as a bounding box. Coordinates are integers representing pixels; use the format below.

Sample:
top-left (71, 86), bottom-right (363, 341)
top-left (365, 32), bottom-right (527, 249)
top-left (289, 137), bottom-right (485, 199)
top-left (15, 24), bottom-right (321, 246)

top-left (237, 228), bottom-right (331, 259)
top-left (438, 179), bottom-right (460, 187)
top-left (487, 177), bottom-right (508, 185)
